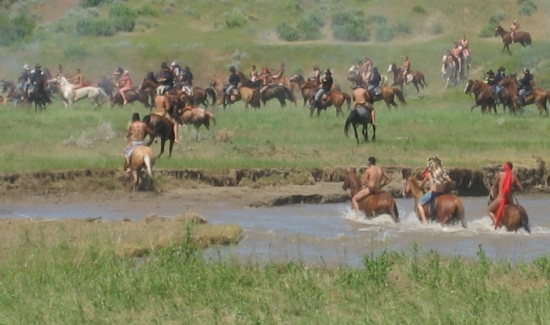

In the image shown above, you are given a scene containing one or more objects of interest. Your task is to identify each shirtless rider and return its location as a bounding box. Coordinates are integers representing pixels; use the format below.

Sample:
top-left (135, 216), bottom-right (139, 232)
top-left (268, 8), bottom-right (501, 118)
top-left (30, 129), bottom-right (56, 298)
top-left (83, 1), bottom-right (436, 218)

top-left (154, 88), bottom-right (180, 144)
top-left (124, 112), bottom-right (152, 172)
top-left (351, 157), bottom-right (391, 215)
top-left (352, 82), bottom-right (376, 126)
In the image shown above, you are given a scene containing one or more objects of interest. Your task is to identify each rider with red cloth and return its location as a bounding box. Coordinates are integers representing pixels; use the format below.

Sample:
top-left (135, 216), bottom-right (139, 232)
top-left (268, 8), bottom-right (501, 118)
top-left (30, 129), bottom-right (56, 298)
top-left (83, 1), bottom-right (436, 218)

top-left (488, 162), bottom-right (524, 229)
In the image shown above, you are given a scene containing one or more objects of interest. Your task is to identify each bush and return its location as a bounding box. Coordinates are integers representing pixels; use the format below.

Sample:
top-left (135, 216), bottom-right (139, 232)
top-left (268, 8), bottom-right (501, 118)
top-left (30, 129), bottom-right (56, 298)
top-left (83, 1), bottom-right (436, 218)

top-left (276, 22), bottom-right (299, 41)
top-left (366, 14), bottom-right (386, 25)
top-left (332, 12), bottom-right (352, 26)
top-left (332, 21), bottom-right (370, 41)
top-left (285, 1), bottom-right (302, 11)
top-left (80, 0), bottom-right (108, 8)
top-left (76, 18), bottom-right (115, 36)
top-left (479, 24), bottom-right (495, 38)
top-left (488, 13), bottom-right (505, 25)
top-left (296, 16), bottom-right (322, 40)
top-left (0, 13), bottom-right (35, 46)
top-left (64, 44), bottom-right (88, 60)
top-left (136, 5), bottom-right (159, 17)
top-left (430, 22), bottom-right (443, 35)
top-left (109, 4), bottom-right (137, 32)
top-left (395, 21), bottom-right (412, 34)
top-left (412, 5), bottom-right (426, 14)
top-left (225, 14), bottom-right (247, 28)
top-left (375, 23), bottom-right (393, 42)
top-left (519, 0), bottom-right (537, 16)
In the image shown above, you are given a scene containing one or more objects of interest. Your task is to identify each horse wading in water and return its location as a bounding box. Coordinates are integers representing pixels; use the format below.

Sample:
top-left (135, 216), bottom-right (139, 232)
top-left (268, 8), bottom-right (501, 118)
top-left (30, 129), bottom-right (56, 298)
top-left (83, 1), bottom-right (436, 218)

top-left (342, 168), bottom-right (399, 222)
top-left (488, 183), bottom-right (530, 233)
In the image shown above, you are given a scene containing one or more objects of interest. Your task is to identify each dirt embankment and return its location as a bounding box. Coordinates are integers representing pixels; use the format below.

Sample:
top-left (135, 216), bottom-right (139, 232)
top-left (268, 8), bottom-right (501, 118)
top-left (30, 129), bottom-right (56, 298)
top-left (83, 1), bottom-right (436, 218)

top-left (1, 164), bottom-right (549, 207)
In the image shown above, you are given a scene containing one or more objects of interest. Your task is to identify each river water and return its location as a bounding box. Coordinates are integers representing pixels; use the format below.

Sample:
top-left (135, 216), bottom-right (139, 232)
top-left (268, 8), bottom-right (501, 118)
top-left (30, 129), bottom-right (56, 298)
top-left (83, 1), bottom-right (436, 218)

top-left (1, 196), bottom-right (549, 266)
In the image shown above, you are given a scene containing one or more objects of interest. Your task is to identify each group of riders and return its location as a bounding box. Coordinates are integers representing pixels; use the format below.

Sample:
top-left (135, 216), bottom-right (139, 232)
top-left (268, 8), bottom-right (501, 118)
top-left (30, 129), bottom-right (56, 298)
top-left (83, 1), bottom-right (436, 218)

top-left (351, 155), bottom-right (523, 228)
top-left (483, 66), bottom-right (534, 106)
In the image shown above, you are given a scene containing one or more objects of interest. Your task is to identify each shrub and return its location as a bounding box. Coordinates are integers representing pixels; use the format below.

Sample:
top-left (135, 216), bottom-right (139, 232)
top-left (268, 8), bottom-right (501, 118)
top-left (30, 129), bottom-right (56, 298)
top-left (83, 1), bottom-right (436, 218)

top-left (366, 14), bottom-right (386, 25)
top-left (108, 4), bottom-right (137, 32)
top-left (395, 21), bottom-right (412, 34)
top-left (332, 21), bottom-right (370, 41)
top-left (296, 16), bottom-right (322, 40)
top-left (0, 13), bottom-right (35, 46)
top-left (519, 0), bottom-right (537, 16)
top-left (375, 23), bottom-right (393, 42)
top-left (76, 18), bottom-right (115, 36)
top-left (412, 5), bottom-right (426, 14)
top-left (488, 13), bottom-right (505, 25)
top-left (332, 12), bottom-right (352, 26)
top-left (276, 22), bottom-right (299, 41)
top-left (430, 22), bottom-right (443, 35)
top-left (285, 1), bottom-right (302, 11)
top-left (479, 24), bottom-right (495, 38)
top-left (136, 5), bottom-right (159, 17)
top-left (64, 44), bottom-right (88, 60)
top-left (80, 0), bottom-right (108, 8)
top-left (225, 14), bottom-right (247, 28)
top-left (182, 8), bottom-right (200, 19)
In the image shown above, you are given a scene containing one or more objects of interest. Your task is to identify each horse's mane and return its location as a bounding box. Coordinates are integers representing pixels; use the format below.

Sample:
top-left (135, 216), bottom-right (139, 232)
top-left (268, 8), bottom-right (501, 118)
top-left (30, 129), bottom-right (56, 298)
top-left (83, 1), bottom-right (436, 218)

top-left (146, 72), bottom-right (157, 83)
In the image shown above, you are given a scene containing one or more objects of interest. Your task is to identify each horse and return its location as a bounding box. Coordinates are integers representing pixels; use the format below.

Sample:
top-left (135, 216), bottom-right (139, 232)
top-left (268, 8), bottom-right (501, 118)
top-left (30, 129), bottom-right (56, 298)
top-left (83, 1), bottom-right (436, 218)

top-left (441, 54), bottom-right (458, 89)
top-left (308, 90), bottom-right (351, 117)
top-left (494, 25), bottom-right (532, 55)
top-left (98, 77), bottom-right (152, 110)
top-left (260, 85), bottom-right (296, 107)
top-left (499, 75), bottom-right (549, 116)
top-left (347, 65), bottom-right (389, 87)
top-left (50, 75), bottom-right (108, 108)
top-left (142, 114), bottom-right (176, 158)
top-left (177, 106), bottom-right (216, 141)
top-left (387, 63), bottom-right (428, 93)
top-left (27, 74), bottom-right (52, 112)
top-left (403, 176), bottom-right (467, 228)
top-left (344, 105), bottom-right (376, 143)
top-left (209, 76), bottom-right (259, 109)
top-left (288, 74), bottom-right (341, 108)
top-left (464, 79), bottom-right (499, 114)
top-left (488, 184), bottom-right (530, 233)
top-left (1, 79), bottom-right (23, 106)
top-left (342, 168), bottom-right (399, 222)
top-left (125, 145), bottom-right (155, 192)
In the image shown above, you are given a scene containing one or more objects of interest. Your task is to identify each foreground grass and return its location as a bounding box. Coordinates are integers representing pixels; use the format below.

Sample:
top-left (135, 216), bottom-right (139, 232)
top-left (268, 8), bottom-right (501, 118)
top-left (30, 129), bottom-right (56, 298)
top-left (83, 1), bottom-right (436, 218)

top-left (1, 86), bottom-right (550, 174)
top-left (1, 227), bottom-right (550, 324)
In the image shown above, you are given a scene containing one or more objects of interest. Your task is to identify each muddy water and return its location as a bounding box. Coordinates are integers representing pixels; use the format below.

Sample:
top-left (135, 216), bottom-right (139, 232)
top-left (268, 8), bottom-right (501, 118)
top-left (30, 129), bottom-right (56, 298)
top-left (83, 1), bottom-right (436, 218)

top-left (1, 196), bottom-right (550, 266)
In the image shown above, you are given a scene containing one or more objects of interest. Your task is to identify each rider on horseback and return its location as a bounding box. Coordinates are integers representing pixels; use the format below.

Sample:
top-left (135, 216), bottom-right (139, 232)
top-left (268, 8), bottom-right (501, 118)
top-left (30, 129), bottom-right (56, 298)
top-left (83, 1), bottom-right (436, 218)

top-left (487, 162), bottom-right (524, 227)
top-left (250, 65), bottom-right (259, 82)
top-left (224, 66), bottom-right (240, 106)
top-left (417, 156), bottom-right (453, 225)
top-left (271, 63), bottom-right (285, 80)
top-left (181, 66), bottom-right (194, 97)
top-left (154, 87), bottom-right (180, 144)
top-left (492, 67), bottom-right (506, 104)
top-left (259, 67), bottom-right (273, 95)
top-left (351, 157), bottom-right (391, 216)
top-left (450, 43), bottom-right (462, 74)
top-left (112, 67), bottom-right (124, 81)
top-left (170, 61), bottom-right (181, 82)
top-left (67, 68), bottom-right (84, 101)
top-left (510, 20), bottom-right (519, 43)
top-left (352, 81), bottom-right (376, 126)
top-left (117, 70), bottom-right (133, 105)
top-left (367, 67), bottom-right (382, 98)
top-left (124, 112), bottom-right (153, 173)
top-left (311, 69), bottom-right (333, 109)
top-left (311, 66), bottom-right (321, 87)
top-left (19, 64), bottom-right (31, 97)
top-left (517, 68), bottom-right (533, 106)
top-left (157, 62), bottom-right (174, 95)
top-left (401, 56), bottom-right (410, 87)
top-left (361, 57), bottom-right (373, 82)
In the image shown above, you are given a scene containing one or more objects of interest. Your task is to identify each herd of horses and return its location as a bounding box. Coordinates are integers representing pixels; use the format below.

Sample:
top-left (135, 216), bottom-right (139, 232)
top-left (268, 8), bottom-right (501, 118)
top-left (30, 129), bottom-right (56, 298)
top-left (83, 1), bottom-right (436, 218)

top-left (343, 168), bottom-right (530, 233)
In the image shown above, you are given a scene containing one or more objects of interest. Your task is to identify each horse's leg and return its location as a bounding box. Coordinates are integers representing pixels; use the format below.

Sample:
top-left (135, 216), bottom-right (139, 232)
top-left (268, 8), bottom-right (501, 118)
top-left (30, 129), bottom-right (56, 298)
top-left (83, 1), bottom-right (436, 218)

top-left (362, 124), bottom-right (368, 142)
top-left (158, 137), bottom-right (165, 158)
top-left (371, 124), bottom-right (376, 141)
top-left (353, 122), bottom-right (359, 144)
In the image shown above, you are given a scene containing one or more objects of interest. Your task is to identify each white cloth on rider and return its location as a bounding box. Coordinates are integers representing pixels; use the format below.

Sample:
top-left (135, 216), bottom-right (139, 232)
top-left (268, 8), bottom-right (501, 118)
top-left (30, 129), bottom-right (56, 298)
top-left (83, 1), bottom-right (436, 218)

top-left (156, 85), bottom-right (166, 95)
top-left (125, 141), bottom-right (144, 159)
top-left (182, 85), bottom-right (193, 96)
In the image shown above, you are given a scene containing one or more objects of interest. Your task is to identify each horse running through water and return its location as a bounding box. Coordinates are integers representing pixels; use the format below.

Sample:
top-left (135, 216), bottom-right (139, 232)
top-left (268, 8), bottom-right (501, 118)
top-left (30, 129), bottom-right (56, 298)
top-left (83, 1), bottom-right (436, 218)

top-left (494, 25), bottom-right (532, 55)
top-left (308, 90), bottom-right (351, 117)
top-left (142, 114), bottom-right (176, 158)
top-left (387, 63), bottom-right (428, 93)
top-left (488, 184), bottom-right (530, 233)
top-left (342, 168), bottom-right (399, 222)
top-left (403, 176), bottom-right (467, 228)
top-left (125, 145), bottom-right (155, 192)
top-left (52, 75), bottom-right (108, 108)
top-left (344, 105), bottom-right (376, 143)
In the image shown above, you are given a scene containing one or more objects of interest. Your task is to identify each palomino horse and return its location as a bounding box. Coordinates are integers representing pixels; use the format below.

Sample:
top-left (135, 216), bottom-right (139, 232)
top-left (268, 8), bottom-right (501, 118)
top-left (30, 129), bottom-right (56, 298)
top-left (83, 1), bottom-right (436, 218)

top-left (344, 105), bottom-right (376, 143)
top-left (125, 145), bottom-right (155, 192)
top-left (499, 75), bottom-right (549, 116)
top-left (387, 63), bottom-right (428, 93)
top-left (51, 75), bottom-right (107, 108)
top-left (403, 176), bottom-right (467, 228)
top-left (342, 168), bottom-right (399, 222)
top-left (177, 106), bottom-right (216, 141)
top-left (209, 76), bottom-right (259, 109)
top-left (308, 90), bottom-right (351, 117)
top-left (142, 114), bottom-right (176, 158)
top-left (347, 65), bottom-right (389, 87)
top-left (441, 54), bottom-right (458, 89)
top-left (288, 74), bottom-right (341, 108)
top-left (494, 25), bottom-right (532, 55)
top-left (488, 184), bottom-right (530, 233)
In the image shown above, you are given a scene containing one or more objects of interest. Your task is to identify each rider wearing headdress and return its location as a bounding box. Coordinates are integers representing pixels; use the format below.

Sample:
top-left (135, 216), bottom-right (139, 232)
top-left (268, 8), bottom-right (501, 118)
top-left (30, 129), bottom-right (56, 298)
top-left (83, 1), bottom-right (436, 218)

top-left (311, 69), bottom-right (333, 109)
top-left (157, 62), bottom-right (174, 95)
top-left (517, 68), bottom-right (533, 106)
top-left (180, 66), bottom-right (194, 97)
top-left (117, 70), bottom-right (133, 105)
top-left (416, 156), bottom-right (453, 225)
top-left (224, 66), bottom-right (240, 106)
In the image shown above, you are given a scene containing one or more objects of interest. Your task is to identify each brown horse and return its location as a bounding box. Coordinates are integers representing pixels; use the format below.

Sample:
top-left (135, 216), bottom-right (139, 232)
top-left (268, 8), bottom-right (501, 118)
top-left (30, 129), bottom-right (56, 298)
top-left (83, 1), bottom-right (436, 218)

top-left (488, 184), bottom-right (530, 233)
top-left (403, 176), bottom-right (467, 228)
top-left (209, 76), bottom-right (260, 109)
top-left (288, 74), bottom-right (341, 108)
top-left (125, 145), bottom-right (155, 192)
top-left (387, 63), bottom-right (428, 93)
top-left (464, 79), bottom-right (499, 114)
top-left (494, 25), bottom-right (532, 55)
top-left (308, 90), bottom-right (351, 117)
top-left (342, 168), bottom-right (399, 222)
top-left (142, 114), bottom-right (176, 158)
top-left (366, 86), bottom-right (407, 109)
top-left (177, 86), bottom-right (217, 109)
top-left (177, 106), bottom-right (216, 141)
top-left (499, 75), bottom-right (549, 116)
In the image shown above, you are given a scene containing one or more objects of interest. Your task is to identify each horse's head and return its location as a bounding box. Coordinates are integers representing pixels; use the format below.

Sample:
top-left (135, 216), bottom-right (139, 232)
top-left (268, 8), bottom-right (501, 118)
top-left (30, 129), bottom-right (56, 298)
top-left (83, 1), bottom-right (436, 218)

top-left (463, 79), bottom-right (474, 94)
top-left (387, 63), bottom-right (396, 73)
top-left (347, 65), bottom-right (359, 74)
top-left (403, 175), bottom-right (424, 198)
top-left (494, 25), bottom-right (504, 37)
top-left (342, 168), bottom-right (360, 193)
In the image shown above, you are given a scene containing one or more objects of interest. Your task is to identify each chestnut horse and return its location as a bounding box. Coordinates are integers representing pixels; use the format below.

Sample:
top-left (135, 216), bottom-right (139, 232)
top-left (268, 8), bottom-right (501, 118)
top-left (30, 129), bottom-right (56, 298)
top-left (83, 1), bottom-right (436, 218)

top-left (488, 184), bottom-right (530, 233)
top-left (308, 89), bottom-right (351, 117)
top-left (176, 106), bottom-right (216, 141)
top-left (464, 79), bottom-right (499, 114)
top-left (403, 176), bottom-right (467, 228)
top-left (388, 63), bottom-right (428, 93)
top-left (125, 145), bottom-right (155, 192)
top-left (342, 168), bottom-right (399, 222)
top-left (499, 75), bottom-right (549, 116)
top-left (494, 25), bottom-right (532, 55)
top-left (209, 76), bottom-right (260, 109)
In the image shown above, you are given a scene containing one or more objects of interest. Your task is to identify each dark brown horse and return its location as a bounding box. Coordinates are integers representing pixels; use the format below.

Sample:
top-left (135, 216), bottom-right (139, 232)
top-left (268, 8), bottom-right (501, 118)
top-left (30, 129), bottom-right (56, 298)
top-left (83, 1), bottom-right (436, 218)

top-left (499, 75), bottom-right (549, 116)
top-left (494, 25), bottom-right (532, 55)
top-left (403, 176), bottom-right (467, 228)
top-left (344, 104), bottom-right (376, 143)
top-left (97, 77), bottom-right (152, 110)
top-left (308, 90), bottom-right (351, 117)
top-left (342, 168), bottom-right (399, 222)
top-left (142, 114), bottom-right (176, 158)
top-left (464, 79), bottom-right (500, 114)
top-left (388, 63), bottom-right (428, 93)
top-left (288, 74), bottom-right (341, 108)
top-left (488, 184), bottom-right (530, 233)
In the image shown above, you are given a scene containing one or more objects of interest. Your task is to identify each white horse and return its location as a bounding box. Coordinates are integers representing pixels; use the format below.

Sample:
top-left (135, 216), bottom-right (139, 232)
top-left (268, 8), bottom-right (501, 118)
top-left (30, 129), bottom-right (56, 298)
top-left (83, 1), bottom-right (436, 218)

top-left (347, 65), bottom-right (388, 87)
top-left (51, 75), bottom-right (108, 108)
top-left (440, 54), bottom-right (458, 89)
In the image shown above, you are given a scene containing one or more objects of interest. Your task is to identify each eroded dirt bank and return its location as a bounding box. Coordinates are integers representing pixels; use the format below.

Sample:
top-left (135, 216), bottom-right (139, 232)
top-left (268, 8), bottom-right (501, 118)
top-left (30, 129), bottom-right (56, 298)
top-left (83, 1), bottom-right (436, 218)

top-left (0, 164), bottom-right (549, 208)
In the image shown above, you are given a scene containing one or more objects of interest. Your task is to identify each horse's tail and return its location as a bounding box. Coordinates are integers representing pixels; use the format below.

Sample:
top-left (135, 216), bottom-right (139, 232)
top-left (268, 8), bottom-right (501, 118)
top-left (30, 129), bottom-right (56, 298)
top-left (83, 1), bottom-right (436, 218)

top-left (343, 93), bottom-right (351, 111)
top-left (205, 87), bottom-right (217, 108)
top-left (455, 197), bottom-right (467, 228)
top-left (525, 32), bottom-right (532, 46)
top-left (344, 109), bottom-right (358, 137)
top-left (519, 206), bottom-right (531, 233)
top-left (282, 85), bottom-right (296, 105)
top-left (98, 87), bottom-right (108, 98)
top-left (393, 88), bottom-right (407, 106)
top-left (205, 111), bottom-right (216, 126)
top-left (144, 155), bottom-right (153, 177)
top-left (422, 75), bottom-right (428, 88)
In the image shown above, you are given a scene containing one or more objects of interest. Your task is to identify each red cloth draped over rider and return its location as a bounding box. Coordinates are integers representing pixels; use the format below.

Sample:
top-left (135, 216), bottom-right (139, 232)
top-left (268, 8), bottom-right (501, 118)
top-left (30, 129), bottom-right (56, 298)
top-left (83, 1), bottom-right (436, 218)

top-left (494, 162), bottom-right (513, 229)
